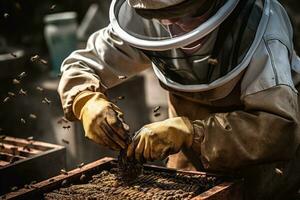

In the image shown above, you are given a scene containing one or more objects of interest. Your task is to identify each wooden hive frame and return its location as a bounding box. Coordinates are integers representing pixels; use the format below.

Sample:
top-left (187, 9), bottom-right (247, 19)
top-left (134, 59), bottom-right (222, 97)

top-left (0, 136), bottom-right (66, 196)
top-left (1, 157), bottom-right (243, 200)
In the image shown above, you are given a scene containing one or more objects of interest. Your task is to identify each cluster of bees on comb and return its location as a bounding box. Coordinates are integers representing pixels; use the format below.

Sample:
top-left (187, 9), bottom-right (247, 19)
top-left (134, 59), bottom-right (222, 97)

top-left (44, 167), bottom-right (219, 200)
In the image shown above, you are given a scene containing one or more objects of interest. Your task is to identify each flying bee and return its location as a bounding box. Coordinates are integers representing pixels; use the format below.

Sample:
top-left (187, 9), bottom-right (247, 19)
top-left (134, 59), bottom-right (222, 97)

top-left (118, 96), bottom-right (125, 100)
top-left (62, 139), bottom-right (69, 144)
top-left (12, 79), bottom-right (20, 85)
top-left (77, 162), bottom-right (85, 168)
top-left (154, 112), bottom-right (161, 117)
top-left (4, 13), bottom-right (9, 18)
top-left (36, 86), bottom-right (44, 92)
top-left (3, 97), bottom-right (10, 103)
top-left (18, 72), bottom-right (27, 79)
top-left (50, 4), bottom-right (56, 10)
top-left (208, 58), bottom-right (219, 66)
top-left (40, 59), bottom-right (48, 66)
top-left (30, 55), bottom-right (40, 62)
top-left (8, 92), bottom-right (16, 97)
top-left (42, 97), bottom-right (51, 105)
top-left (275, 168), bottom-right (284, 176)
top-left (19, 89), bottom-right (27, 96)
top-left (63, 125), bottom-right (71, 130)
top-left (21, 118), bottom-right (26, 124)
top-left (29, 114), bottom-right (37, 119)
top-left (153, 106), bottom-right (161, 113)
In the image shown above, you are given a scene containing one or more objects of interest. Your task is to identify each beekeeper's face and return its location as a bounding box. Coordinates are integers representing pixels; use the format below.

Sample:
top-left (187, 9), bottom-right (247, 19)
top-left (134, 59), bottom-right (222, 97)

top-left (159, 14), bottom-right (209, 33)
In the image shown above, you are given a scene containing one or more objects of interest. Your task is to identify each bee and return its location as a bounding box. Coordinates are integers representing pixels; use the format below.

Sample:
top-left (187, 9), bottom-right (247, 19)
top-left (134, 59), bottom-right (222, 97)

top-left (275, 168), bottom-right (283, 176)
top-left (29, 114), bottom-right (37, 119)
top-left (21, 118), bottom-right (26, 124)
top-left (208, 58), bottom-right (219, 66)
top-left (19, 89), bottom-right (27, 96)
top-left (117, 96), bottom-right (125, 100)
top-left (154, 112), bottom-right (161, 117)
top-left (3, 97), bottom-right (10, 103)
top-left (18, 72), bottom-right (27, 79)
top-left (4, 13), bottom-right (9, 18)
top-left (80, 174), bottom-right (86, 182)
top-left (62, 139), bottom-right (69, 144)
top-left (49, 178), bottom-right (55, 182)
top-left (40, 59), bottom-right (48, 66)
top-left (42, 97), bottom-right (51, 105)
top-left (8, 92), bottom-right (16, 97)
top-left (61, 180), bottom-right (68, 187)
top-left (77, 162), bottom-right (85, 168)
top-left (36, 86), bottom-right (44, 92)
top-left (63, 125), bottom-right (71, 130)
top-left (31, 55), bottom-right (47, 65)
top-left (118, 75), bottom-right (127, 80)
top-left (50, 4), bottom-right (56, 10)
top-left (12, 79), bottom-right (20, 85)
top-left (30, 55), bottom-right (40, 62)
top-left (60, 169), bottom-right (68, 175)
top-left (153, 106), bottom-right (161, 113)
top-left (10, 186), bottom-right (18, 191)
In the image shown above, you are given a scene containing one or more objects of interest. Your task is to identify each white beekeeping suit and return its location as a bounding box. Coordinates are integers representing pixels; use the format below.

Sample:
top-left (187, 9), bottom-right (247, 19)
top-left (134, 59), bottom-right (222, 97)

top-left (58, 0), bottom-right (300, 199)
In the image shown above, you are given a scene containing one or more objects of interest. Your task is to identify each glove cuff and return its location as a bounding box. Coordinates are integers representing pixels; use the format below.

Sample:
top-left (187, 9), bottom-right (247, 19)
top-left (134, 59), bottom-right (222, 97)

top-left (72, 91), bottom-right (107, 120)
top-left (190, 121), bottom-right (205, 156)
top-left (178, 117), bottom-right (195, 148)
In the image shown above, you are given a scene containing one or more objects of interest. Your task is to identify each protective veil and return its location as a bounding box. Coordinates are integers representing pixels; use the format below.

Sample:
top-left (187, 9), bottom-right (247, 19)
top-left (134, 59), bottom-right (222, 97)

top-left (110, 0), bottom-right (260, 88)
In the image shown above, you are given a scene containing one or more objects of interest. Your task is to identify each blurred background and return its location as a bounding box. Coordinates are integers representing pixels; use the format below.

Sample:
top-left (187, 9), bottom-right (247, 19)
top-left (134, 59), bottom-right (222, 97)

top-left (0, 0), bottom-right (299, 173)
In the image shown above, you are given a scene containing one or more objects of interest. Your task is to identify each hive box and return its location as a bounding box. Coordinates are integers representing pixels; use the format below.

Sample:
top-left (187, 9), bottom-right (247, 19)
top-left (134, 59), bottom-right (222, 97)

top-left (0, 136), bottom-right (66, 195)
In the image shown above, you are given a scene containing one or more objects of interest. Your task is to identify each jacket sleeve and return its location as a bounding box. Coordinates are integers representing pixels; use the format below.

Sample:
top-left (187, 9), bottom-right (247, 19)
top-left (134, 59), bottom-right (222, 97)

top-left (191, 85), bottom-right (299, 171)
top-left (57, 25), bottom-right (151, 120)
top-left (190, 39), bottom-right (300, 171)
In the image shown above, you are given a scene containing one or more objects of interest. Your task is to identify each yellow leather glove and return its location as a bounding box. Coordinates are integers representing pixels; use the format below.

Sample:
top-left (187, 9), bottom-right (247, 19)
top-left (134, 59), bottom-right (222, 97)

top-left (73, 91), bottom-right (129, 150)
top-left (127, 117), bottom-right (194, 162)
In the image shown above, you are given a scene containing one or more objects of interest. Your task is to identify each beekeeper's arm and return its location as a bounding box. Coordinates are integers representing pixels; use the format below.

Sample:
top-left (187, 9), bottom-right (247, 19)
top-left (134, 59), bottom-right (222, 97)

top-left (57, 26), bottom-right (151, 149)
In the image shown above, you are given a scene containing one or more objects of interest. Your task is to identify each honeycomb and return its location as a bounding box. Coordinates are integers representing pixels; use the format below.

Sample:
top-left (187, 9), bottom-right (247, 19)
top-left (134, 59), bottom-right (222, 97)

top-left (44, 168), bottom-right (219, 200)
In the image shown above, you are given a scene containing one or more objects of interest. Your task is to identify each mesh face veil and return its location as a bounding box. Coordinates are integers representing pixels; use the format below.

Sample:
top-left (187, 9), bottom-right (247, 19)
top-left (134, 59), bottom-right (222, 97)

top-left (109, 0), bottom-right (239, 51)
top-left (109, 0), bottom-right (265, 93)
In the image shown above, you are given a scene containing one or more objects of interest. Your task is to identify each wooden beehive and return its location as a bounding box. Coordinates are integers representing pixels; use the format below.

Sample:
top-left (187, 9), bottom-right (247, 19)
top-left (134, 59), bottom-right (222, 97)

top-left (1, 157), bottom-right (243, 200)
top-left (0, 136), bottom-right (66, 195)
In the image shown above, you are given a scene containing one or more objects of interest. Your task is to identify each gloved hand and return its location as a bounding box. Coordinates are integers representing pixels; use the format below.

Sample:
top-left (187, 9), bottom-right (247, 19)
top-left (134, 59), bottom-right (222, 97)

top-left (127, 117), bottom-right (194, 162)
top-left (73, 91), bottom-right (129, 150)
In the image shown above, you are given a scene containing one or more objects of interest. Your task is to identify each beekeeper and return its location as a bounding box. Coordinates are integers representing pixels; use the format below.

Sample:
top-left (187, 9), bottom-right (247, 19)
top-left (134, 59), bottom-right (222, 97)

top-left (58, 0), bottom-right (300, 199)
